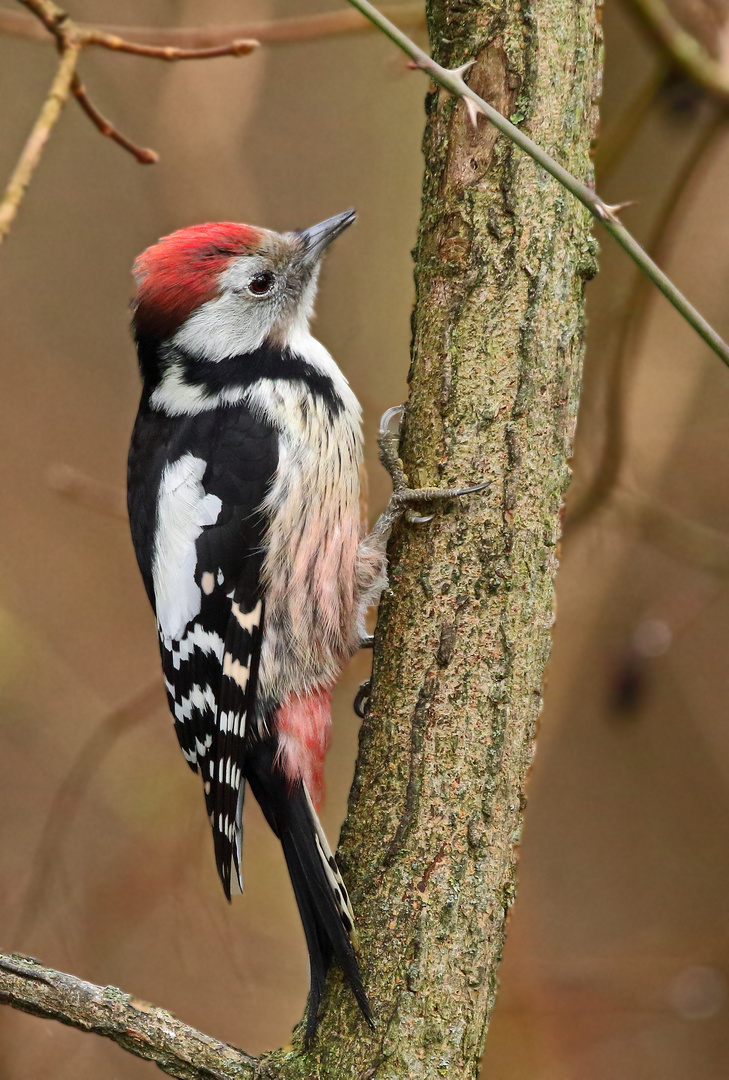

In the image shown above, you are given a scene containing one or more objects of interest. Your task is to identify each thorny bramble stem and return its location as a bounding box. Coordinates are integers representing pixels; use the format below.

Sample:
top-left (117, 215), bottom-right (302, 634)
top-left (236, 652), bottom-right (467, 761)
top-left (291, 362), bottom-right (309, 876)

top-left (346, 0), bottom-right (729, 370)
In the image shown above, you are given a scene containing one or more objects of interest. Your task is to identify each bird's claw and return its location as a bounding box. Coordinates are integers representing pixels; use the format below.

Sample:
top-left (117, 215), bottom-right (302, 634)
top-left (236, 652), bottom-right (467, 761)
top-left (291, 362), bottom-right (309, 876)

top-left (379, 404), bottom-right (404, 439)
top-left (373, 403), bottom-right (489, 535)
top-left (391, 478), bottom-right (490, 515)
top-left (354, 680), bottom-right (371, 718)
top-left (390, 480), bottom-right (491, 504)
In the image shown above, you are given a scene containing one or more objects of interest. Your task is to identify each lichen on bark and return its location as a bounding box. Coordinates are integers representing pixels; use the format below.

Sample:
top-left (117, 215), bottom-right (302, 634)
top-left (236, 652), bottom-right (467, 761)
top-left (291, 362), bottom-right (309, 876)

top-left (0, 3), bottom-right (600, 1077)
top-left (264, 1), bottom-right (601, 1077)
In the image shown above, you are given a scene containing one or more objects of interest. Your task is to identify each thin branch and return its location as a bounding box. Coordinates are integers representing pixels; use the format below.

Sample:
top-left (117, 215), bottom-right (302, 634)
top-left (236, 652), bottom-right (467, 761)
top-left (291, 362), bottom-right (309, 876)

top-left (345, 0), bottom-right (729, 370)
top-left (224, 6), bottom-right (426, 46)
top-left (70, 76), bottom-right (158, 163)
top-left (568, 111), bottom-right (728, 529)
top-left (47, 463), bottom-right (128, 517)
top-left (17, 0), bottom-right (60, 36)
top-left (620, 0), bottom-right (729, 108)
top-left (0, 952), bottom-right (258, 1080)
top-left (570, 486), bottom-right (729, 578)
top-left (0, 6), bottom-right (39, 35)
top-left (0, 42), bottom-right (79, 243)
top-left (17, 0), bottom-right (260, 58)
top-left (0, 5), bottom-right (426, 48)
top-left (0, 0), bottom-right (265, 242)
top-left (14, 679), bottom-right (163, 943)
top-left (0, 2), bottom-right (425, 244)
top-left (593, 62), bottom-right (669, 180)
top-left (82, 33), bottom-right (258, 61)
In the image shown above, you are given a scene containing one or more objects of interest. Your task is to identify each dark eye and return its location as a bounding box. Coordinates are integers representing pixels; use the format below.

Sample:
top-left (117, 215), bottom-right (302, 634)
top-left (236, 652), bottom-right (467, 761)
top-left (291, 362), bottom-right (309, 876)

top-left (248, 271), bottom-right (274, 296)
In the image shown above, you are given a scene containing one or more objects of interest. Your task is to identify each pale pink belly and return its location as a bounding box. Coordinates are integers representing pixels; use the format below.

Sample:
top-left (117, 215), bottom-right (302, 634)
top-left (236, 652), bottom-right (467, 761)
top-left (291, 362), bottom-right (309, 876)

top-left (269, 512), bottom-right (361, 805)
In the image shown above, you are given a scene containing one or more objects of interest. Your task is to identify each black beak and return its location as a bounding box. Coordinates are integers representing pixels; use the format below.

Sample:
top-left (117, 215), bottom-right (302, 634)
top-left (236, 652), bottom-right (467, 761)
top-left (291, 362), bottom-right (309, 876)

top-left (297, 209), bottom-right (356, 266)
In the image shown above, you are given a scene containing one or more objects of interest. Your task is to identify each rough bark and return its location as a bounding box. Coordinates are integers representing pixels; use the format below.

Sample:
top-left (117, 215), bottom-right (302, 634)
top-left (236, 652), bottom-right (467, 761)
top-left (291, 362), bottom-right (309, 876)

top-left (267, 0), bottom-right (601, 1077)
top-left (0, 1), bottom-right (600, 1077)
top-left (0, 953), bottom-right (257, 1079)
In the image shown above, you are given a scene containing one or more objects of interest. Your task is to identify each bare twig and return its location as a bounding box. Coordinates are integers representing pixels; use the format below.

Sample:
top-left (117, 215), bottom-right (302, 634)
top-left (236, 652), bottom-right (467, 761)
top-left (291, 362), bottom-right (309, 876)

top-left (14, 680), bottom-right (164, 943)
top-left (593, 63), bottom-right (669, 180)
top-left (70, 76), bottom-right (158, 163)
top-left (345, 0), bottom-right (729, 370)
top-left (568, 111), bottom-right (727, 529)
top-left (0, 2), bottom-right (424, 244)
top-left (0, 5), bottom-right (426, 48)
top-left (17, 0), bottom-right (260, 58)
top-left (81, 33), bottom-right (257, 62)
top-left (17, 0), bottom-right (61, 36)
top-left (47, 463), bottom-right (128, 518)
top-left (0, 951), bottom-right (258, 1080)
top-left (0, 42), bottom-right (79, 243)
top-left (620, 0), bottom-right (729, 108)
top-left (0, 0), bottom-right (264, 243)
top-left (15, 0), bottom-right (259, 58)
top-left (571, 486), bottom-right (729, 578)
top-left (0, 6), bottom-right (39, 35)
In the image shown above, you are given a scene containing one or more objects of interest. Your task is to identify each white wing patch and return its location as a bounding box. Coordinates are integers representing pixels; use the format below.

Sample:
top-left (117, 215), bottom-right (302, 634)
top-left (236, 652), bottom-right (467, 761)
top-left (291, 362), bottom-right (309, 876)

top-left (153, 454), bottom-right (222, 641)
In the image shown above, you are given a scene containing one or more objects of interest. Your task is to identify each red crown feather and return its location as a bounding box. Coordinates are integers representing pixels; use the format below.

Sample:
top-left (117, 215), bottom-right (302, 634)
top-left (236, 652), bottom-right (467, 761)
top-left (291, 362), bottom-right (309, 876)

top-left (132, 222), bottom-right (263, 339)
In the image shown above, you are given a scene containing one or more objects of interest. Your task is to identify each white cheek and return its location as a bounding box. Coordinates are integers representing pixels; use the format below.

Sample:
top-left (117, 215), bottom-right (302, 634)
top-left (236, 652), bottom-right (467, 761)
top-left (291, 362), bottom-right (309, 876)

top-left (298, 268), bottom-right (319, 325)
top-left (172, 291), bottom-right (279, 361)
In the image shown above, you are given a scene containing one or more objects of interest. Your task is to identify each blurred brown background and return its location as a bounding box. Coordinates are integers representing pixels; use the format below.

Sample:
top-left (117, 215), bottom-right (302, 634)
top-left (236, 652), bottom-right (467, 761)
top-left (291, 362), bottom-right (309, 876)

top-left (1, 1), bottom-right (729, 1077)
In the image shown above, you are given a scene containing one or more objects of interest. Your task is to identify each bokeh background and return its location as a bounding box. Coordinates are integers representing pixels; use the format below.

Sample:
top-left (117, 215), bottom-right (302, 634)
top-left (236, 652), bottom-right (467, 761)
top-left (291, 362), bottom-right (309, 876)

top-left (1, 1), bottom-right (729, 1076)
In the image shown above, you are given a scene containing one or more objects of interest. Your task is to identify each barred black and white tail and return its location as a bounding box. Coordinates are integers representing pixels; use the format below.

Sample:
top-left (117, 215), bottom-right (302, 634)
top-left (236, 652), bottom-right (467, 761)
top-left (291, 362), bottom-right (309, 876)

top-left (245, 736), bottom-right (373, 1042)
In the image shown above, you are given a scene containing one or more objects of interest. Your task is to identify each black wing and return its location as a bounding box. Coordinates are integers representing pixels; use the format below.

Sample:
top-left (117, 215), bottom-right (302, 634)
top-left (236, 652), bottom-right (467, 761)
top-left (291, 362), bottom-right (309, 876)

top-left (128, 401), bottom-right (278, 897)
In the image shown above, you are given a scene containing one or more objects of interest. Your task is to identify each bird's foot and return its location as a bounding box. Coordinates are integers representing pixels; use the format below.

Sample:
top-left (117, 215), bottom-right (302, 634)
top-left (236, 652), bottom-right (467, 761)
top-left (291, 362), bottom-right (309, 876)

top-left (373, 405), bottom-right (489, 536)
top-left (354, 679), bottom-right (371, 718)
top-left (386, 478), bottom-right (490, 525)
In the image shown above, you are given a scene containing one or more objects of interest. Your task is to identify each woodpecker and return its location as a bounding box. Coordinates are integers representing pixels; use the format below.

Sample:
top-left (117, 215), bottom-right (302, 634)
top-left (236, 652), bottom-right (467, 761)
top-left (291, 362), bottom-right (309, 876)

top-left (127, 210), bottom-right (486, 1039)
top-left (127, 210), bottom-right (387, 1039)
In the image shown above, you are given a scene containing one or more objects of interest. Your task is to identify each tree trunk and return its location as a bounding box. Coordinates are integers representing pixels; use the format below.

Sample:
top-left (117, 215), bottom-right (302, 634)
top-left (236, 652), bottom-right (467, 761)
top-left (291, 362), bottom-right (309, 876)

top-left (0, 1), bottom-right (600, 1076)
top-left (266, 1), bottom-right (601, 1077)
top-left (0, 2), bottom-right (600, 1080)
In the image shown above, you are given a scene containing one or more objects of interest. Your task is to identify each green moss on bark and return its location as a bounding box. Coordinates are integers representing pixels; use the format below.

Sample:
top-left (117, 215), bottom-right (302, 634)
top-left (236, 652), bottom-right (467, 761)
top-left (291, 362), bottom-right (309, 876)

top-left (265, 1), bottom-right (601, 1076)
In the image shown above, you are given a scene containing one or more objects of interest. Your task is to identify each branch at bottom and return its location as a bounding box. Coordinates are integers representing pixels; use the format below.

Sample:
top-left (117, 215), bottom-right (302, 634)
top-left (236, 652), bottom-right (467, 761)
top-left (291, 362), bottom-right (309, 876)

top-left (0, 952), bottom-right (258, 1080)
